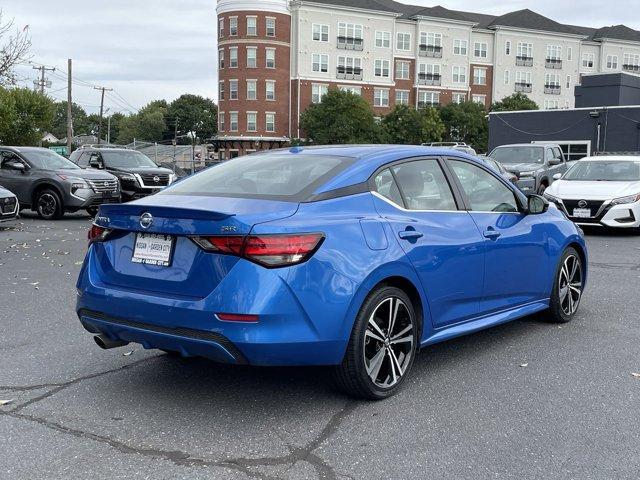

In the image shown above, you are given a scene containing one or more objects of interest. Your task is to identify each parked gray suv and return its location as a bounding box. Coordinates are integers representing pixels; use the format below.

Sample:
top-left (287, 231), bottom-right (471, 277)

top-left (487, 143), bottom-right (568, 194)
top-left (0, 147), bottom-right (120, 220)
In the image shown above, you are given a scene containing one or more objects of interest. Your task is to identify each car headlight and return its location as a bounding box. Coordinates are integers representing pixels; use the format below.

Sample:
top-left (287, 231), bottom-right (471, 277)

top-left (543, 192), bottom-right (560, 203)
top-left (610, 193), bottom-right (640, 205)
top-left (118, 173), bottom-right (137, 182)
top-left (519, 170), bottom-right (538, 178)
top-left (57, 174), bottom-right (89, 188)
top-left (169, 173), bottom-right (178, 185)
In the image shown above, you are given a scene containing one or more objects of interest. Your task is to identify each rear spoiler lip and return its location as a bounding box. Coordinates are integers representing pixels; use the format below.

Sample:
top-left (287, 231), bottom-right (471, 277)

top-left (98, 203), bottom-right (236, 221)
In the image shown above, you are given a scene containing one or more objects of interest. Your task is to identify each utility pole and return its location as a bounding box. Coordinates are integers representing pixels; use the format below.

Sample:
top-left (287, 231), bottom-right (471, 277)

top-left (32, 65), bottom-right (55, 94)
top-left (94, 85), bottom-right (113, 144)
top-left (172, 117), bottom-right (179, 173)
top-left (66, 59), bottom-right (72, 156)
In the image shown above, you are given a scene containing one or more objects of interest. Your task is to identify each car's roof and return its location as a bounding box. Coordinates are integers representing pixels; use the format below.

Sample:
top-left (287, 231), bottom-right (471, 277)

top-left (493, 143), bottom-right (554, 148)
top-left (0, 146), bottom-right (49, 152)
top-left (260, 145), bottom-right (483, 193)
top-left (581, 155), bottom-right (640, 162)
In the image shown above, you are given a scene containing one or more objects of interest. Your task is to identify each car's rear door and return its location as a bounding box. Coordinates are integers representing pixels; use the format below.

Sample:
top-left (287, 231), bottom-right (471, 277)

top-left (0, 151), bottom-right (31, 204)
top-left (445, 157), bottom-right (549, 314)
top-left (371, 157), bottom-right (485, 328)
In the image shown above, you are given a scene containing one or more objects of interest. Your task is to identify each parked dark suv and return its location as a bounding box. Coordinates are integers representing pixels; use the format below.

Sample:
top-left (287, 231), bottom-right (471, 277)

top-left (69, 146), bottom-right (176, 202)
top-left (0, 147), bottom-right (120, 219)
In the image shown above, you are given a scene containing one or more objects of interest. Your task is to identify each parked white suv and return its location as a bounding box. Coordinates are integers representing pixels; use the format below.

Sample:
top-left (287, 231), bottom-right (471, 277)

top-left (544, 155), bottom-right (640, 230)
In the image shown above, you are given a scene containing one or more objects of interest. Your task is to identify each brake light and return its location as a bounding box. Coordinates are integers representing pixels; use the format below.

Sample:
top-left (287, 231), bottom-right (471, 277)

top-left (192, 233), bottom-right (324, 268)
top-left (216, 313), bottom-right (259, 323)
top-left (88, 224), bottom-right (111, 244)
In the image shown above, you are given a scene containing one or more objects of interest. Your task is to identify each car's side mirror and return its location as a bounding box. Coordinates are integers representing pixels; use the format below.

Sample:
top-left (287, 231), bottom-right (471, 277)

top-left (527, 194), bottom-right (549, 214)
top-left (89, 159), bottom-right (102, 169)
top-left (553, 173), bottom-right (562, 180)
top-left (7, 161), bottom-right (26, 172)
top-left (548, 158), bottom-right (561, 166)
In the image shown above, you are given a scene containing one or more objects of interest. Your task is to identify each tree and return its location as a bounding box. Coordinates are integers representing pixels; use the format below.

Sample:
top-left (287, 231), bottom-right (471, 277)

top-left (116, 100), bottom-right (168, 144)
top-left (50, 101), bottom-right (88, 139)
top-left (491, 92), bottom-right (538, 112)
top-left (0, 11), bottom-right (31, 86)
top-left (439, 101), bottom-right (488, 153)
top-left (300, 89), bottom-right (381, 144)
top-left (381, 104), bottom-right (445, 144)
top-left (166, 94), bottom-right (217, 145)
top-left (0, 87), bottom-right (54, 145)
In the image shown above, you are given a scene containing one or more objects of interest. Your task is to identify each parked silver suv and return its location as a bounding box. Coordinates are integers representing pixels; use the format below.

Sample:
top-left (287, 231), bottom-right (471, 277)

top-left (488, 143), bottom-right (567, 194)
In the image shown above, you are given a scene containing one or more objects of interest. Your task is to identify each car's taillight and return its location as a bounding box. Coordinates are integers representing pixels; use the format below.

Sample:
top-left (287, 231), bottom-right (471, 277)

top-left (192, 233), bottom-right (324, 268)
top-left (88, 224), bottom-right (112, 245)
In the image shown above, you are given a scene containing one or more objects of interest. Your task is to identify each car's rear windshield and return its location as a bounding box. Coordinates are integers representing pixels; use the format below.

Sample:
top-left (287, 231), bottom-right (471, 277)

top-left (102, 151), bottom-right (157, 168)
top-left (564, 160), bottom-right (640, 181)
top-left (160, 153), bottom-right (354, 201)
top-left (490, 146), bottom-right (544, 165)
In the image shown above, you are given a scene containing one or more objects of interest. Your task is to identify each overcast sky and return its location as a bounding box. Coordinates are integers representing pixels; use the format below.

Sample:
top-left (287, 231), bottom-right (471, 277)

top-left (3, 0), bottom-right (639, 114)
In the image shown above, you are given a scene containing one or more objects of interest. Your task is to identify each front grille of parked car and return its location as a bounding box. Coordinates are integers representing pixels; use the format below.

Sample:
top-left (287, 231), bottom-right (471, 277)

top-left (563, 199), bottom-right (606, 218)
top-left (88, 179), bottom-right (119, 193)
top-left (1, 196), bottom-right (17, 215)
top-left (139, 173), bottom-right (170, 187)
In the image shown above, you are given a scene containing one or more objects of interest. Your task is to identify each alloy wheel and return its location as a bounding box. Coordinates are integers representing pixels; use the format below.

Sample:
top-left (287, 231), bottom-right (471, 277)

top-left (38, 193), bottom-right (57, 217)
top-left (558, 254), bottom-right (582, 316)
top-left (364, 297), bottom-right (414, 388)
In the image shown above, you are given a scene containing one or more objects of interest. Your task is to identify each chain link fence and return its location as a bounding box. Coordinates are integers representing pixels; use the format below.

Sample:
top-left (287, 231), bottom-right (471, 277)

top-left (124, 141), bottom-right (216, 176)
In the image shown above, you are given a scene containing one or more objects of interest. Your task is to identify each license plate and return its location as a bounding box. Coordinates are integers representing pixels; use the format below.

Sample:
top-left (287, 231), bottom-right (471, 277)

top-left (572, 208), bottom-right (591, 218)
top-left (132, 233), bottom-right (175, 266)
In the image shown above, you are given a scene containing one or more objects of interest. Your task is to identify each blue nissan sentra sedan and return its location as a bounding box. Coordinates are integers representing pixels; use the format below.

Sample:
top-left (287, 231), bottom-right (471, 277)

top-left (77, 145), bottom-right (587, 399)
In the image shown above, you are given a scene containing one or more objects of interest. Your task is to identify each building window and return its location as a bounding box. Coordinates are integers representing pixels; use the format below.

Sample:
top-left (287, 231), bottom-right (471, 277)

top-left (606, 55), bottom-right (618, 69)
top-left (504, 70), bottom-right (510, 84)
top-left (218, 81), bottom-right (225, 100)
top-left (229, 47), bottom-right (238, 68)
top-left (337, 56), bottom-right (362, 78)
top-left (567, 47), bottom-right (572, 61)
top-left (505, 41), bottom-right (511, 55)
top-left (396, 61), bottom-right (410, 80)
top-left (246, 112), bottom-right (257, 132)
top-left (312, 53), bottom-right (329, 73)
top-left (545, 73), bottom-right (560, 86)
top-left (247, 16), bottom-right (257, 36)
top-left (517, 42), bottom-right (533, 58)
top-left (396, 32), bottom-right (411, 51)
top-left (396, 90), bottom-right (409, 105)
top-left (246, 80), bottom-right (257, 100)
top-left (266, 80), bottom-right (275, 101)
top-left (623, 53), bottom-right (640, 69)
top-left (265, 113), bottom-right (275, 133)
top-left (452, 66), bottom-right (467, 84)
top-left (219, 18), bottom-right (224, 38)
top-left (312, 84), bottom-right (328, 103)
top-left (266, 48), bottom-right (276, 69)
top-left (453, 39), bottom-right (468, 56)
top-left (418, 91), bottom-right (440, 107)
top-left (312, 24), bottom-right (329, 42)
top-left (420, 32), bottom-right (442, 47)
top-left (452, 92), bottom-right (466, 104)
top-left (338, 22), bottom-right (363, 47)
top-left (229, 17), bottom-right (237, 36)
top-left (566, 75), bottom-right (571, 89)
top-left (544, 100), bottom-right (559, 110)
top-left (266, 17), bottom-right (276, 37)
top-left (516, 71), bottom-right (532, 85)
top-left (218, 112), bottom-right (225, 132)
top-left (339, 85), bottom-right (362, 95)
top-left (375, 31), bottom-right (391, 48)
top-left (419, 63), bottom-right (440, 77)
top-left (582, 53), bottom-right (594, 68)
top-left (473, 67), bottom-right (486, 85)
top-left (547, 44), bottom-right (562, 60)
top-left (472, 94), bottom-right (486, 106)
top-left (374, 59), bottom-right (390, 78)
top-left (229, 80), bottom-right (238, 100)
top-left (374, 88), bottom-right (389, 107)
top-left (474, 42), bottom-right (488, 58)
top-left (229, 112), bottom-right (238, 132)
top-left (246, 47), bottom-right (257, 68)
top-left (219, 49), bottom-right (225, 69)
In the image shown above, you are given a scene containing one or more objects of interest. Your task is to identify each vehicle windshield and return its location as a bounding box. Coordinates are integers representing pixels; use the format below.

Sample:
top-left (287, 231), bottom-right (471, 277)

top-left (161, 153), bottom-right (353, 201)
top-left (101, 150), bottom-right (158, 168)
top-left (22, 149), bottom-right (80, 170)
top-left (490, 146), bottom-right (544, 165)
top-left (563, 160), bottom-right (640, 181)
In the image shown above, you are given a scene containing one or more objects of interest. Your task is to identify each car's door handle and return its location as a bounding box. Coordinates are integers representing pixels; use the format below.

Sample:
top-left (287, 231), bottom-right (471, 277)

top-left (483, 228), bottom-right (501, 240)
top-left (398, 230), bottom-right (423, 240)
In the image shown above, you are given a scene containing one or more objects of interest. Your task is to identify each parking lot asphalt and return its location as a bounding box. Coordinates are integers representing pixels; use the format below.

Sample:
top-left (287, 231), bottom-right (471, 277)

top-left (1, 213), bottom-right (639, 480)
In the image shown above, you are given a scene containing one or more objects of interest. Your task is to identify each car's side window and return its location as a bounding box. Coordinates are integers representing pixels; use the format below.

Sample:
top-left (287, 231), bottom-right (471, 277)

top-left (77, 152), bottom-right (89, 167)
top-left (553, 147), bottom-right (564, 162)
top-left (448, 160), bottom-right (519, 213)
top-left (0, 152), bottom-right (22, 169)
top-left (373, 168), bottom-right (404, 207)
top-left (391, 159), bottom-right (458, 211)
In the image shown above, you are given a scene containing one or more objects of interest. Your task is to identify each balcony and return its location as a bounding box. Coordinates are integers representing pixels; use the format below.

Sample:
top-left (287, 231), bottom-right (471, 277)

top-left (418, 100), bottom-right (440, 109)
top-left (544, 84), bottom-right (561, 95)
top-left (514, 82), bottom-right (532, 93)
top-left (418, 73), bottom-right (441, 86)
top-left (623, 64), bottom-right (640, 72)
top-left (545, 58), bottom-right (563, 69)
top-left (337, 36), bottom-right (363, 51)
top-left (419, 45), bottom-right (442, 58)
top-left (516, 55), bottom-right (534, 67)
top-left (336, 66), bottom-right (363, 80)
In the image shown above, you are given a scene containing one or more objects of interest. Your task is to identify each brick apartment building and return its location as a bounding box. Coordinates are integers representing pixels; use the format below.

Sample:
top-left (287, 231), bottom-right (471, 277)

top-left (215, 0), bottom-right (640, 157)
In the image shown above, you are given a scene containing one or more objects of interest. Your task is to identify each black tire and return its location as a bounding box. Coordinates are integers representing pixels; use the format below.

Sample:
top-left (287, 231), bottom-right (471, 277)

top-left (86, 207), bottom-right (99, 218)
top-left (36, 189), bottom-right (63, 220)
top-left (334, 286), bottom-right (418, 400)
top-left (547, 247), bottom-right (584, 323)
top-left (537, 183), bottom-right (547, 195)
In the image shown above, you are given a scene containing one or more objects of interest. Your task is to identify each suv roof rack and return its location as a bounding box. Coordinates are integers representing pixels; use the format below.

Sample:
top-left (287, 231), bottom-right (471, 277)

top-left (78, 144), bottom-right (129, 150)
top-left (421, 142), bottom-right (470, 147)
